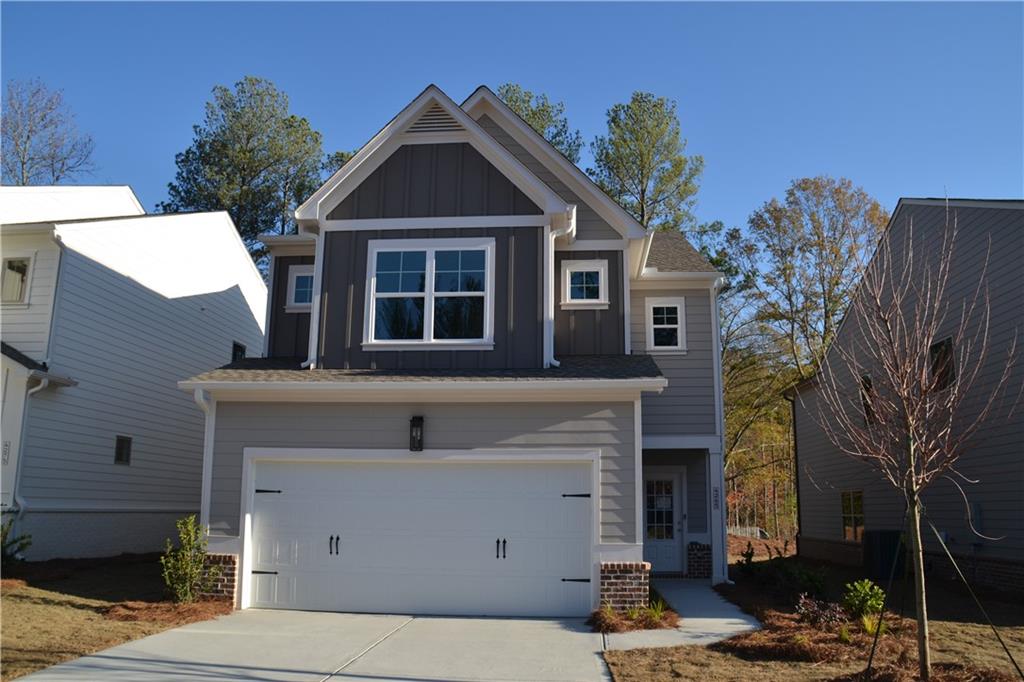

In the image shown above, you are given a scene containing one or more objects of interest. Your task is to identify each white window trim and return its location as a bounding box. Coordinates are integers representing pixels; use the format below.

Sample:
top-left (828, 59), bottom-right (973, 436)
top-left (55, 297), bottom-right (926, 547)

top-left (1, 252), bottom-right (35, 308)
top-left (560, 259), bottom-right (609, 310)
top-left (362, 237), bottom-right (496, 350)
top-left (285, 264), bottom-right (314, 312)
top-left (645, 296), bottom-right (687, 354)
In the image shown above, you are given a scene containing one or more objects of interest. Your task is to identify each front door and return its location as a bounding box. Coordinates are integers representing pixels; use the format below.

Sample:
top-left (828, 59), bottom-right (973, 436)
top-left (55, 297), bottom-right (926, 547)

top-left (642, 471), bottom-right (685, 573)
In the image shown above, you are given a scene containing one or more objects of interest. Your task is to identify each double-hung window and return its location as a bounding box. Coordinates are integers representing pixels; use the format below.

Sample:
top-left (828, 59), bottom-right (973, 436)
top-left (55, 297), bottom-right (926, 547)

top-left (1, 256), bottom-right (32, 305)
top-left (365, 238), bottom-right (494, 348)
top-left (286, 265), bottom-right (314, 312)
top-left (560, 259), bottom-right (609, 309)
top-left (841, 490), bottom-right (864, 542)
top-left (645, 297), bottom-right (686, 352)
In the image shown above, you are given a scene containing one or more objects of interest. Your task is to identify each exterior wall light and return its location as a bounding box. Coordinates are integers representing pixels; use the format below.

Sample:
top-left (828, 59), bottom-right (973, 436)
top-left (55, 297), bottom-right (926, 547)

top-left (410, 416), bottom-right (424, 452)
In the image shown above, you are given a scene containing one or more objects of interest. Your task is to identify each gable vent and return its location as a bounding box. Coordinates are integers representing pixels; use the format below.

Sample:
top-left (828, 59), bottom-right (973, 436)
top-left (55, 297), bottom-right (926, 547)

top-left (407, 103), bottom-right (464, 134)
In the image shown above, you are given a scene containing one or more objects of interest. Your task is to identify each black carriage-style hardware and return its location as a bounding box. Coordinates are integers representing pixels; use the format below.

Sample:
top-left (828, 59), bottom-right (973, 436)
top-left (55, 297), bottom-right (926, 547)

top-left (496, 538), bottom-right (500, 558)
top-left (254, 489), bottom-right (282, 494)
top-left (561, 493), bottom-right (591, 498)
top-left (329, 535), bottom-right (340, 555)
top-left (502, 538), bottom-right (507, 559)
top-left (561, 578), bottom-right (591, 583)
top-left (251, 570), bottom-right (278, 575)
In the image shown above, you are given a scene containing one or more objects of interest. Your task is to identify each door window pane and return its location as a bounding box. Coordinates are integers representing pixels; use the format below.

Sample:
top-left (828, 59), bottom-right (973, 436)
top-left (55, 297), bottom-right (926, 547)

top-left (645, 479), bottom-right (674, 540)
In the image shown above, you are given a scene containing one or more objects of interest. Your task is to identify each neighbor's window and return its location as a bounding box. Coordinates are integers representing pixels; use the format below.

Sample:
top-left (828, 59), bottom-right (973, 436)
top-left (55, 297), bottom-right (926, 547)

top-left (367, 239), bottom-right (493, 345)
top-left (231, 341), bottom-right (247, 362)
top-left (860, 375), bottom-right (876, 425)
top-left (560, 259), bottom-right (609, 308)
top-left (929, 337), bottom-right (956, 391)
top-left (1, 257), bottom-right (31, 304)
top-left (286, 265), bottom-right (314, 310)
top-left (645, 297), bottom-right (686, 352)
top-left (114, 435), bottom-right (132, 465)
top-left (841, 491), bottom-right (864, 542)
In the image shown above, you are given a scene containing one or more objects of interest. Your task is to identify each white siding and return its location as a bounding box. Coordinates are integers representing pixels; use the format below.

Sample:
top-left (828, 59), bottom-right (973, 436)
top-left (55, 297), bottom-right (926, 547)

top-left (18, 212), bottom-right (266, 524)
top-left (631, 287), bottom-right (717, 435)
top-left (0, 232), bottom-right (60, 360)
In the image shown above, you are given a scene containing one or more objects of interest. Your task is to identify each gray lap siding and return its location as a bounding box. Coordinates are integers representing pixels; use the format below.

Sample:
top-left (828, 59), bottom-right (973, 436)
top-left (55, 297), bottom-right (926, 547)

top-left (209, 401), bottom-right (638, 544)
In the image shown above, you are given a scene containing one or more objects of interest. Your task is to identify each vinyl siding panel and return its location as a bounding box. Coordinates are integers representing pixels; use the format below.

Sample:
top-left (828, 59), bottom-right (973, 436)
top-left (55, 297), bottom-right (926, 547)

top-left (326, 143), bottom-right (541, 220)
top-left (796, 204), bottom-right (1024, 562)
top-left (267, 255), bottom-right (313, 358)
top-left (631, 288), bottom-right (717, 435)
top-left (18, 236), bottom-right (265, 510)
top-left (0, 232), bottom-right (60, 360)
top-left (318, 227), bottom-right (544, 369)
top-left (210, 401), bottom-right (637, 543)
top-left (554, 250), bottom-right (625, 355)
top-left (476, 115), bottom-right (622, 241)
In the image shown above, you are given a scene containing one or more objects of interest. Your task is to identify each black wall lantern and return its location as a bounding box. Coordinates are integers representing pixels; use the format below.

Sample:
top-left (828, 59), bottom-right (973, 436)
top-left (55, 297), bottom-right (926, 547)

top-left (410, 416), bottom-right (424, 452)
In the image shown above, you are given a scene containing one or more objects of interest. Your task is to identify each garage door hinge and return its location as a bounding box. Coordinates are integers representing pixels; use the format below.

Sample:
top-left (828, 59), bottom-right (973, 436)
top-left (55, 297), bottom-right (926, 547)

top-left (561, 493), bottom-right (591, 498)
top-left (255, 489), bottom-right (282, 494)
top-left (251, 570), bottom-right (278, 575)
top-left (561, 578), bottom-right (591, 583)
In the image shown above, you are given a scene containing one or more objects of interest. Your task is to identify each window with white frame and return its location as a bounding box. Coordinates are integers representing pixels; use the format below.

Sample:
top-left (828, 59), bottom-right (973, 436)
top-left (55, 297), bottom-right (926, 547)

top-left (645, 297), bottom-right (686, 352)
top-left (365, 238), bottom-right (494, 346)
top-left (1, 257), bottom-right (32, 304)
top-left (286, 265), bottom-right (314, 311)
top-left (560, 259), bottom-right (609, 309)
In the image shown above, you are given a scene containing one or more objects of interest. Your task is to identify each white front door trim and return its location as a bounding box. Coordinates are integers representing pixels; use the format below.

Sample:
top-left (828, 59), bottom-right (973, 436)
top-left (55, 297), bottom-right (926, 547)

top-left (642, 466), bottom-right (688, 574)
top-left (238, 447), bottom-right (602, 611)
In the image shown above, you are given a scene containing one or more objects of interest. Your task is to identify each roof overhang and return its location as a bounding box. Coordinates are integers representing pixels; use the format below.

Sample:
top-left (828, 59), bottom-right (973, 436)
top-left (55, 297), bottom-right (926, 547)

top-left (462, 86), bottom-right (648, 242)
top-left (179, 376), bottom-right (667, 403)
top-left (295, 85), bottom-right (572, 226)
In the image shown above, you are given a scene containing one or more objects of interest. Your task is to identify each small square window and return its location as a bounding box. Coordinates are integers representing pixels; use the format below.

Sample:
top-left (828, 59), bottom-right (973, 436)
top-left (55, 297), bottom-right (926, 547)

top-left (286, 265), bottom-right (315, 310)
top-left (232, 342), bottom-right (246, 362)
top-left (646, 297), bottom-right (686, 352)
top-left (1, 257), bottom-right (31, 304)
top-left (115, 436), bottom-right (132, 465)
top-left (560, 260), bottom-right (609, 309)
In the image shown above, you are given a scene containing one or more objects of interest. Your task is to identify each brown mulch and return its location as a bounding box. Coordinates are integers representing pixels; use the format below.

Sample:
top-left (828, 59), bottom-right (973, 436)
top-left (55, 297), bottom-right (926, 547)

top-left (104, 598), bottom-right (233, 626)
top-left (588, 605), bottom-right (680, 633)
top-left (1, 578), bottom-right (27, 593)
top-left (827, 662), bottom-right (1018, 682)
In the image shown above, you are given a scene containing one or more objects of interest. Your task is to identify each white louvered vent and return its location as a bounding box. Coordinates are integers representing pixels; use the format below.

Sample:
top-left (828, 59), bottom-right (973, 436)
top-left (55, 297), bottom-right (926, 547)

top-left (407, 103), bottom-right (464, 133)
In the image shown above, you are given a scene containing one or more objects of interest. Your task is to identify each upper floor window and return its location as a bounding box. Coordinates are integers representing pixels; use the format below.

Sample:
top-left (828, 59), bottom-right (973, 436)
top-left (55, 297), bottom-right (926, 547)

top-left (860, 375), bottom-right (876, 425)
top-left (365, 238), bottom-right (494, 347)
top-left (286, 265), bottom-right (314, 312)
top-left (841, 490), bottom-right (864, 542)
top-left (231, 341), bottom-right (247, 362)
top-left (929, 337), bottom-right (956, 391)
top-left (560, 259), bottom-right (609, 310)
top-left (1, 257), bottom-right (31, 304)
top-left (114, 435), bottom-right (132, 465)
top-left (645, 297), bottom-right (686, 353)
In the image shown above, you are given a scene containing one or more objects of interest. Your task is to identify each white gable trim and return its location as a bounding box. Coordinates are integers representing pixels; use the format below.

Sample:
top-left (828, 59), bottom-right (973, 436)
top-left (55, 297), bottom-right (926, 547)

top-left (295, 85), bottom-right (570, 225)
top-left (462, 87), bottom-right (647, 241)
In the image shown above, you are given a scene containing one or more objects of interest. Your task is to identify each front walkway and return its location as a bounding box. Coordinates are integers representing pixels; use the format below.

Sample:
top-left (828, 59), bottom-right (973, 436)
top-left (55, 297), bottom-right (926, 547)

top-left (604, 579), bottom-right (761, 650)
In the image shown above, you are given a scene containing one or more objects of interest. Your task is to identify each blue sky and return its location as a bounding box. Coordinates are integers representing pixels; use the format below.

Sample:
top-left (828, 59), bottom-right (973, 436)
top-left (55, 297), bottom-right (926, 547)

top-left (2, 2), bottom-right (1021, 230)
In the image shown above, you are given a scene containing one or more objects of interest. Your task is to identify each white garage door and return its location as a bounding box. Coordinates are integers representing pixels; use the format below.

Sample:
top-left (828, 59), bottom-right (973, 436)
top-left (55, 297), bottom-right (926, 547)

top-left (249, 460), bottom-right (593, 617)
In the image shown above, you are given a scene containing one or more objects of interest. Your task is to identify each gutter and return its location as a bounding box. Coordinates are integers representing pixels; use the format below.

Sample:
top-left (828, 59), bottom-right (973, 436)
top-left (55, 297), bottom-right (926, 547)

top-left (635, 230), bottom-right (655, 279)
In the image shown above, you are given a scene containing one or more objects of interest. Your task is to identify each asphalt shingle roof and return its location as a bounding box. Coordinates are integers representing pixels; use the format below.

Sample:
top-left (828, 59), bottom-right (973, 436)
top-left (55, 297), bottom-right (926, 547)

top-left (186, 354), bottom-right (662, 384)
top-left (646, 230), bottom-right (717, 273)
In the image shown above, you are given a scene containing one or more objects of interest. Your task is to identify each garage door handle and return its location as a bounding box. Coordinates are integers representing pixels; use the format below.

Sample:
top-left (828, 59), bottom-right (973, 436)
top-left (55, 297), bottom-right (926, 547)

top-left (496, 538), bottom-right (500, 559)
top-left (502, 538), bottom-right (507, 559)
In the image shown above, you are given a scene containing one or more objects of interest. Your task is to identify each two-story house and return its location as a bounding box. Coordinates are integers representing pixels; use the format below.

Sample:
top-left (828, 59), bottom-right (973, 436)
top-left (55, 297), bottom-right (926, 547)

top-left (0, 186), bottom-right (266, 559)
top-left (181, 85), bottom-right (728, 617)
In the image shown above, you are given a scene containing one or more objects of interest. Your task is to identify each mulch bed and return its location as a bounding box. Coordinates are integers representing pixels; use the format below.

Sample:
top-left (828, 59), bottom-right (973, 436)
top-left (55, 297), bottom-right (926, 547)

top-left (0, 578), bottom-right (27, 593)
top-left (588, 605), bottom-right (680, 633)
top-left (104, 598), bottom-right (233, 626)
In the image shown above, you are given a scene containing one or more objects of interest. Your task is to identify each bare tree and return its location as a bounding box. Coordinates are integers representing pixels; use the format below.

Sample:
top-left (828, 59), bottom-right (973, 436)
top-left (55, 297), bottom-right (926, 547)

top-left (807, 208), bottom-right (1017, 679)
top-left (2, 78), bottom-right (95, 185)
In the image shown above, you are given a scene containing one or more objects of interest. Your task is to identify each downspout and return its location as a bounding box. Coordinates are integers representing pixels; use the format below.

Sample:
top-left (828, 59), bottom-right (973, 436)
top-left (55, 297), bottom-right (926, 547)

top-left (547, 206), bottom-right (577, 368)
top-left (13, 379), bottom-right (49, 520)
top-left (192, 389), bottom-right (215, 531)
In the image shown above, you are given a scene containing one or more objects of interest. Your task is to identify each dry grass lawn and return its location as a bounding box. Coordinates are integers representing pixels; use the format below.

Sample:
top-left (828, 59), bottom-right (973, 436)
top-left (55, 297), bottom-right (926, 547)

top-left (606, 547), bottom-right (1024, 682)
top-left (1, 555), bottom-right (231, 681)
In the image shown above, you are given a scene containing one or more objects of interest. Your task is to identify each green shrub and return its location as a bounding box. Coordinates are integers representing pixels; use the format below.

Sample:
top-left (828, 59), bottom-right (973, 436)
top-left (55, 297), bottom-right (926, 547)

top-left (160, 515), bottom-right (220, 603)
top-left (838, 624), bottom-right (852, 644)
top-left (860, 613), bottom-right (889, 636)
top-left (1, 517), bottom-right (31, 561)
top-left (647, 597), bottom-right (667, 621)
top-left (842, 578), bottom-right (885, 617)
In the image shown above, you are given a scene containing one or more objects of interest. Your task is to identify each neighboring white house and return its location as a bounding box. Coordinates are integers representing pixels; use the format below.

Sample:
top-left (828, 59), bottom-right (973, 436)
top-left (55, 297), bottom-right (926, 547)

top-left (1, 186), bottom-right (266, 559)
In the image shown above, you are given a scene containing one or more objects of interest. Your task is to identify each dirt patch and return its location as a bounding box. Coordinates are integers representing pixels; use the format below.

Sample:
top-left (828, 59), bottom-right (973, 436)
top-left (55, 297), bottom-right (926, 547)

top-left (728, 534), bottom-right (796, 562)
top-left (1, 578), bottom-right (27, 593)
top-left (104, 598), bottom-right (232, 626)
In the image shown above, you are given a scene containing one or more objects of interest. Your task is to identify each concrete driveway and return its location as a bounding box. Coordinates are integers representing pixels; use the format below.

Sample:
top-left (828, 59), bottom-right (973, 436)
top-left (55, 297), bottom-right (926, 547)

top-left (24, 609), bottom-right (610, 682)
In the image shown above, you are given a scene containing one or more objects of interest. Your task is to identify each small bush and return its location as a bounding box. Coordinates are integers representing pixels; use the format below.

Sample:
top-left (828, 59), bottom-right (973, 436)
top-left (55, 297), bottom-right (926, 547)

top-left (842, 578), bottom-right (885, 617)
top-left (1, 518), bottom-right (31, 561)
top-left (160, 515), bottom-right (220, 603)
top-left (838, 624), bottom-right (852, 644)
top-left (795, 593), bottom-right (846, 628)
top-left (860, 613), bottom-right (889, 637)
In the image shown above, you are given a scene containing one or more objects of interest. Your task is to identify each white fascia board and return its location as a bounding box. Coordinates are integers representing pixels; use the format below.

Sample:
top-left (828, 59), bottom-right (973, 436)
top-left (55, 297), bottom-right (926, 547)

top-left (0, 223), bottom-right (56, 235)
top-left (178, 377), bottom-right (668, 403)
top-left (462, 88), bottom-right (647, 240)
top-left (296, 85), bottom-right (569, 223)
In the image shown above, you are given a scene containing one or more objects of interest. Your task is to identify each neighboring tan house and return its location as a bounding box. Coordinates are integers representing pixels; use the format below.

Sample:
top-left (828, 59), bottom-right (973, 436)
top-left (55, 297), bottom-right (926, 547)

top-left (180, 85), bottom-right (729, 617)
top-left (790, 198), bottom-right (1023, 592)
top-left (0, 186), bottom-right (266, 559)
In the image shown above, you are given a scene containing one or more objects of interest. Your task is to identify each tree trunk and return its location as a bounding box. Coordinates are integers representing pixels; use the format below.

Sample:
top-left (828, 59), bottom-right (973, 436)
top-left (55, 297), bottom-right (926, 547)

top-left (908, 494), bottom-right (931, 680)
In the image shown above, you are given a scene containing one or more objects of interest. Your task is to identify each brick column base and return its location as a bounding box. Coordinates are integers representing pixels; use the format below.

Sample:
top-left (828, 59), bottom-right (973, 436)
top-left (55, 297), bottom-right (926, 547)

top-left (686, 542), bottom-right (712, 578)
top-left (202, 553), bottom-right (238, 602)
top-left (599, 561), bottom-right (650, 609)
